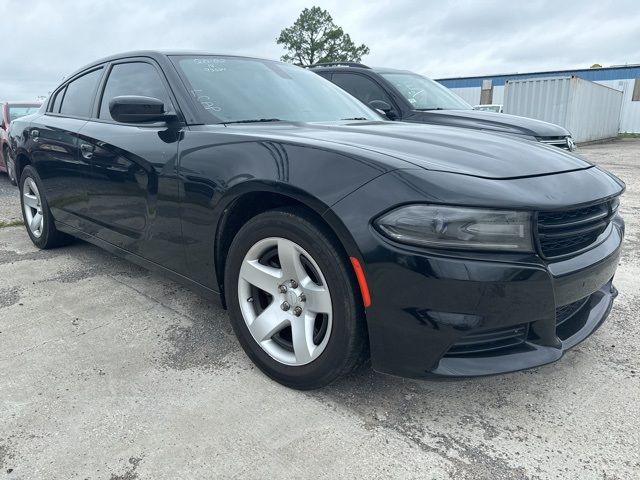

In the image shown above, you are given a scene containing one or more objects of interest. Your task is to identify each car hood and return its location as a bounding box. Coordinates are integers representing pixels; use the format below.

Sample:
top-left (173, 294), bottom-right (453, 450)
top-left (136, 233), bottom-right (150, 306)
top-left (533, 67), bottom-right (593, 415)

top-left (222, 121), bottom-right (590, 180)
top-left (406, 109), bottom-right (571, 138)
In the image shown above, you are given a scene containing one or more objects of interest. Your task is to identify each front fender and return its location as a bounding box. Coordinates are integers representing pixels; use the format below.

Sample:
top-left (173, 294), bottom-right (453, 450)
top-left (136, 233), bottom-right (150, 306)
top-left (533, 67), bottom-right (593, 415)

top-left (177, 131), bottom-right (396, 290)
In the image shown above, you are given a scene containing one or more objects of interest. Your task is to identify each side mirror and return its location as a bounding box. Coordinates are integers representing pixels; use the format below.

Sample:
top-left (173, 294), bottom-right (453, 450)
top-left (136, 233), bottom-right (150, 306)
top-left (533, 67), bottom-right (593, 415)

top-left (0, 120), bottom-right (6, 131)
top-left (109, 96), bottom-right (177, 124)
top-left (369, 100), bottom-right (396, 120)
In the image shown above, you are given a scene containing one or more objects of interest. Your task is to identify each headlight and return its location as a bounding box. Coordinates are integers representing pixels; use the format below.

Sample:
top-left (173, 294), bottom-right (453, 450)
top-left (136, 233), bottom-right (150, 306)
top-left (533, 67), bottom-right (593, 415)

top-left (375, 205), bottom-right (533, 252)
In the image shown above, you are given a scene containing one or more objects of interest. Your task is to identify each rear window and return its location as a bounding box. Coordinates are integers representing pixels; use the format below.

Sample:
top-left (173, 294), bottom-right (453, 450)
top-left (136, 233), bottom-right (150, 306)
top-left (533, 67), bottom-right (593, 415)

top-left (50, 88), bottom-right (65, 113)
top-left (59, 68), bottom-right (103, 118)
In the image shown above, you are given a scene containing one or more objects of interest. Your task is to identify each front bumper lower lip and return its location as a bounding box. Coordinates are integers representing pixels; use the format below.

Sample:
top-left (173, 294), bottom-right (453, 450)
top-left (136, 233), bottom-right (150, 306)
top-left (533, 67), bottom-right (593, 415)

top-left (363, 219), bottom-right (623, 379)
top-left (431, 280), bottom-right (617, 377)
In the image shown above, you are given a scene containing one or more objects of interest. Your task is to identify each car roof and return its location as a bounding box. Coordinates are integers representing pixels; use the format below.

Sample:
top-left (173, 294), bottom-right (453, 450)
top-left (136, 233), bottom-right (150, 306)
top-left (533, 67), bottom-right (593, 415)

top-left (63, 50), bottom-right (283, 82)
top-left (309, 64), bottom-right (429, 78)
top-left (371, 67), bottom-right (417, 75)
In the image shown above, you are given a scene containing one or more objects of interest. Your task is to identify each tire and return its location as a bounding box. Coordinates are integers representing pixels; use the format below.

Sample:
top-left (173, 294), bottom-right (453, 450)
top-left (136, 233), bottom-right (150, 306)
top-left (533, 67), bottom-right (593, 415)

top-left (3, 146), bottom-right (16, 186)
top-left (225, 207), bottom-right (368, 389)
top-left (19, 165), bottom-right (73, 249)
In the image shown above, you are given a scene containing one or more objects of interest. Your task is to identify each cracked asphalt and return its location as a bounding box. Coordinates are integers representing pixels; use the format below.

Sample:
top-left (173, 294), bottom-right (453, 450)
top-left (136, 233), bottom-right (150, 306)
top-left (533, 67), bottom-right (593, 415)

top-left (1, 140), bottom-right (639, 479)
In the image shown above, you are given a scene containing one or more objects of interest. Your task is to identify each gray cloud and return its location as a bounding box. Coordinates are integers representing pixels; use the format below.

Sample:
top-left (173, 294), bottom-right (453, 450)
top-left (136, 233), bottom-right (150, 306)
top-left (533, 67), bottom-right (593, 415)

top-left (1, 0), bottom-right (638, 99)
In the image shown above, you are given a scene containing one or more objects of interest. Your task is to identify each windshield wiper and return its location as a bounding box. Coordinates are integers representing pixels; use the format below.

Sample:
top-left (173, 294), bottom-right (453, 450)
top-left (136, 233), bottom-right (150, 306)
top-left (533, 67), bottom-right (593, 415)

top-left (222, 118), bottom-right (282, 125)
top-left (415, 108), bottom-right (446, 111)
top-left (340, 117), bottom-right (370, 120)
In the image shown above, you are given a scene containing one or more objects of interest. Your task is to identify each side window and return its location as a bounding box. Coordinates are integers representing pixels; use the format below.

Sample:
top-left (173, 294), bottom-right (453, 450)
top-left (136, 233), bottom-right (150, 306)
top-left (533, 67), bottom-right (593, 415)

top-left (331, 73), bottom-right (394, 108)
top-left (51, 87), bottom-right (65, 113)
top-left (59, 68), bottom-right (103, 118)
top-left (315, 71), bottom-right (333, 81)
top-left (99, 62), bottom-right (173, 120)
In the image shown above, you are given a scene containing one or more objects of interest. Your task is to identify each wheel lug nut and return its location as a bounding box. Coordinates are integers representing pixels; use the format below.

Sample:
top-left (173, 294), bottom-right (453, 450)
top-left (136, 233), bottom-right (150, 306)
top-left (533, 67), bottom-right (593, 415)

top-left (281, 302), bottom-right (290, 311)
top-left (278, 285), bottom-right (287, 293)
top-left (298, 293), bottom-right (306, 302)
top-left (293, 306), bottom-right (303, 317)
top-left (290, 280), bottom-right (298, 289)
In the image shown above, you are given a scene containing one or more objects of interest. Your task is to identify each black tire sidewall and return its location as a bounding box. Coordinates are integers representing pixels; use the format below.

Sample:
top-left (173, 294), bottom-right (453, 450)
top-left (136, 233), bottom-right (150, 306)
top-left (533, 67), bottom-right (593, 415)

top-left (225, 209), bottom-right (363, 389)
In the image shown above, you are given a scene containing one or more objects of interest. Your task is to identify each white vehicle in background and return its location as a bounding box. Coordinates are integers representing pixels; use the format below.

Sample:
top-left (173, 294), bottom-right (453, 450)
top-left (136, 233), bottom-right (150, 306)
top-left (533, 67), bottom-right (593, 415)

top-left (473, 104), bottom-right (503, 113)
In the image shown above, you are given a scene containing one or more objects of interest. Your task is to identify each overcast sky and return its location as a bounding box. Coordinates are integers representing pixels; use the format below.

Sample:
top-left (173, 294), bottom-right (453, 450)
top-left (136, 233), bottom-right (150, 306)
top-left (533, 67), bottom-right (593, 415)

top-left (2, 0), bottom-right (639, 100)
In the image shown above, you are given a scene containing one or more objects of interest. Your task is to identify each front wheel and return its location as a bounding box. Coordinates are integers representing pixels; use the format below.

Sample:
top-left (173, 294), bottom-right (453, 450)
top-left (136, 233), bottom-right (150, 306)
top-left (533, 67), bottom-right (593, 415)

top-left (225, 208), bottom-right (368, 389)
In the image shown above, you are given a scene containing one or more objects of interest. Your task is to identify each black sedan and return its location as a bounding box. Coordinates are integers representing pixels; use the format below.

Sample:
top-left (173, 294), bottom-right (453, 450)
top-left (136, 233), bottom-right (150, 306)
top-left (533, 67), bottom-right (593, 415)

top-left (9, 51), bottom-right (624, 389)
top-left (310, 63), bottom-right (577, 150)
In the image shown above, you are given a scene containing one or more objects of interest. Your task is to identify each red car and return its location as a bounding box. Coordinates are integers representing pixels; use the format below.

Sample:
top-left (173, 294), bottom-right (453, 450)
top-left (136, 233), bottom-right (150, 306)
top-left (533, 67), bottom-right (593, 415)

top-left (1, 101), bottom-right (41, 184)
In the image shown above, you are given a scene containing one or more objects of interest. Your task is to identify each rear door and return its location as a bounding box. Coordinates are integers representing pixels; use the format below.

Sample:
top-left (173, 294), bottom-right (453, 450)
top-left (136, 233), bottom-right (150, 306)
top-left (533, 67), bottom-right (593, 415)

top-left (27, 67), bottom-right (104, 229)
top-left (77, 59), bottom-right (185, 272)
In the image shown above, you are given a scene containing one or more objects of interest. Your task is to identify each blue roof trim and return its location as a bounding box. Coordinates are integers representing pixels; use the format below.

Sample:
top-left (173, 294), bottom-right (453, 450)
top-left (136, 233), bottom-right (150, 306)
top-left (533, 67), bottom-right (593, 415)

top-left (436, 66), bottom-right (640, 88)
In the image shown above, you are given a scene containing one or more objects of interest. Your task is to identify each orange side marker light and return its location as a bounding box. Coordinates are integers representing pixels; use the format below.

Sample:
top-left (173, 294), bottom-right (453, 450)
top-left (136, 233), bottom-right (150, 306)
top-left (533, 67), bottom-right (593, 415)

top-left (350, 256), bottom-right (371, 308)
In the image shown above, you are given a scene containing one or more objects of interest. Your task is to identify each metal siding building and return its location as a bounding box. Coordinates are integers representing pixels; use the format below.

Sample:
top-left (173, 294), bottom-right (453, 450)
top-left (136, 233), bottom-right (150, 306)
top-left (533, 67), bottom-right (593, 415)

top-left (503, 77), bottom-right (623, 142)
top-left (437, 66), bottom-right (640, 133)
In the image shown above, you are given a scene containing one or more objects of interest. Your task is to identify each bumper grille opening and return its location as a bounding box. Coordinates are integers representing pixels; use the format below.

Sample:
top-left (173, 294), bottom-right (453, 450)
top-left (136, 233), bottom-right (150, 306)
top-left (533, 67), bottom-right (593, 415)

top-left (445, 324), bottom-right (529, 356)
top-left (556, 296), bottom-right (590, 327)
top-left (556, 295), bottom-right (594, 340)
top-left (536, 199), bottom-right (617, 259)
top-left (445, 294), bottom-right (594, 357)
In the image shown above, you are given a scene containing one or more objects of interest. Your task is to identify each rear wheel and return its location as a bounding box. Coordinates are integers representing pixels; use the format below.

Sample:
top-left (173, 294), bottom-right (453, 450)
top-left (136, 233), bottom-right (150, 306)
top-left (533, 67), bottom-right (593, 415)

top-left (20, 166), bottom-right (73, 249)
top-left (3, 146), bottom-right (16, 186)
top-left (225, 207), bottom-right (367, 389)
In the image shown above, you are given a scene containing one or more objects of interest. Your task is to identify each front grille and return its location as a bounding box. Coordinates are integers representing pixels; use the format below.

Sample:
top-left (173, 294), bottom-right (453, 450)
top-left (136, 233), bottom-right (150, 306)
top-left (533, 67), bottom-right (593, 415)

top-left (556, 296), bottom-right (590, 326)
top-left (536, 199), bottom-right (618, 259)
top-left (445, 324), bottom-right (529, 356)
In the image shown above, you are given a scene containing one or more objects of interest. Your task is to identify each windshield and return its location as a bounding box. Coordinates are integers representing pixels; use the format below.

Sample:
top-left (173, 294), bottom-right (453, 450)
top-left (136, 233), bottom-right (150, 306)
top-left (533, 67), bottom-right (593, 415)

top-left (380, 72), bottom-right (471, 111)
top-left (8, 105), bottom-right (40, 123)
top-left (173, 56), bottom-right (381, 123)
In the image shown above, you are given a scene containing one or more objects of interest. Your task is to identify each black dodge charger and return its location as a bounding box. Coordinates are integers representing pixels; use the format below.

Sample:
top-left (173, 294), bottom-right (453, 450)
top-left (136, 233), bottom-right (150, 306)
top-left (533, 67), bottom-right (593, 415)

top-left (8, 51), bottom-right (624, 389)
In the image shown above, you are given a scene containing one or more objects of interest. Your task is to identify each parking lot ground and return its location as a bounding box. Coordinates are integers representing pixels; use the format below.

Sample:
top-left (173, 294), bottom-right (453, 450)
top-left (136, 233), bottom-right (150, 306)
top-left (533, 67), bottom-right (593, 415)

top-left (1, 140), bottom-right (639, 479)
top-left (0, 176), bottom-right (21, 226)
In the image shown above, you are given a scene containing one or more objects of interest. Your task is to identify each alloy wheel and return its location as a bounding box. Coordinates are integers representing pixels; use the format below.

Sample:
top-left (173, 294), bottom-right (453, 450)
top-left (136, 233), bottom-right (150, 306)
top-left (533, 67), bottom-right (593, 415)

top-left (238, 237), bottom-right (333, 366)
top-left (7, 155), bottom-right (16, 183)
top-left (23, 178), bottom-right (44, 238)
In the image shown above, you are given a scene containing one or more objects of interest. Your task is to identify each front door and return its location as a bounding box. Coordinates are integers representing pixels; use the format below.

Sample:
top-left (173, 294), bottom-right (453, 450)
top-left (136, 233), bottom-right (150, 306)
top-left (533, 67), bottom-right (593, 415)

top-left (77, 60), bottom-right (185, 273)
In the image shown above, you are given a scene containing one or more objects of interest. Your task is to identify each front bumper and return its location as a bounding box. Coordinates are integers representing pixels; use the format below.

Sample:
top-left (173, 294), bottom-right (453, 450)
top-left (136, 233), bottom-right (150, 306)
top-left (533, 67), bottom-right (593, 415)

top-left (362, 217), bottom-right (624, 378)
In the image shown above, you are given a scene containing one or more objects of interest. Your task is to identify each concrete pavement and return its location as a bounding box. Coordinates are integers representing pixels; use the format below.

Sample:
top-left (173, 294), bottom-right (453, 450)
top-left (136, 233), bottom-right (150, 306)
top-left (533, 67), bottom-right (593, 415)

top-left (1, 140), bottom-right (639, 479)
